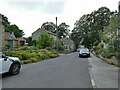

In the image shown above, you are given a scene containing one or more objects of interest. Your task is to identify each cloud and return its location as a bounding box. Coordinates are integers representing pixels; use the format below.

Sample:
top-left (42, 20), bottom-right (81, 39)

top-left (5, 0), bottom-right (67, 14)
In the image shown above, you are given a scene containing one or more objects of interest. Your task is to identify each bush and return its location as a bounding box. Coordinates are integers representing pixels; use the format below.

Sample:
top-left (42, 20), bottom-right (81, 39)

top-left (21, 60), bottom-right (32, 64)
top-left (49, 51), bottom-right (59, 58)
top-left (30, 58), bottom-right (39, 63)
top-left (45, 47), bottom-right (53, 51)
top-left (5, 51), bottom-right (31, 60)
top-left (100, 49), bottom-right (116, 59)
top-left (4, 47), bottom-right (59, 64)
top-left (93, 46), bottom-right (101, 51)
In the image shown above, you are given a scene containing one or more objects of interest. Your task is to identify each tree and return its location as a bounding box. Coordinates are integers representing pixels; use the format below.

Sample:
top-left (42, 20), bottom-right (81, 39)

top-left (57, 22), bottom-right (70, 39)
top-left (26, 36), bottom-right (33, 46)
top-left (2, 14), bottom-right (24, 38)
top-left (7, 24), bottom-right (24, 38)
top-left (37, 32), bottom-right (54, 49)
top-left (41, 22), bottom-right (56, 33)
top-left (71, 7), bottom-right (116, 49)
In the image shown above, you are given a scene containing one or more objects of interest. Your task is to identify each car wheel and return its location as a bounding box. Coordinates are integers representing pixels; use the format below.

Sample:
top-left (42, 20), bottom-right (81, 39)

top-left (79, 54), bottom-right (81, 58)
top-left (9, 63), bottom-right (21, 75)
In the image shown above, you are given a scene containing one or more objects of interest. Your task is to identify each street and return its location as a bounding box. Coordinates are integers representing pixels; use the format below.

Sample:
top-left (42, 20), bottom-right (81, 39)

top-left (2, 52), bottom-right (92, 88)
top-left (2, 52), bottom-right (119, 88)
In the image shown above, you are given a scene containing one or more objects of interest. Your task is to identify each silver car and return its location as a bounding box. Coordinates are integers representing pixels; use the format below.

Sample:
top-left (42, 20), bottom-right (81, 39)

top-left (79, 48), bottom-right (90, 57)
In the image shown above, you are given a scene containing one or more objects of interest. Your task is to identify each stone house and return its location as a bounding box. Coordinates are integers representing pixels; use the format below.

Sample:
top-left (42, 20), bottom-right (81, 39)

top-left (61, 37), bottom-right (75, 52)
top-left (32, 28), bottom-right (55, 41)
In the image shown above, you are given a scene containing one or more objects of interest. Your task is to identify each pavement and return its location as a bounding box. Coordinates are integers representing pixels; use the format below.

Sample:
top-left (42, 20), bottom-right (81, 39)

top-left (88, 53), bottom-right (119, 88)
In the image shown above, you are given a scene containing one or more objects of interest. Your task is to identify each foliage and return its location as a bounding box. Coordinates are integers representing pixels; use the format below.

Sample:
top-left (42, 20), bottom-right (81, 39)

top-left (25, 36), bottom-right (33, 46)
top-left (58, 40), bottom-right (65, 51)
top-left (2, 14), bottom-right (24, 38)
top-left (45, 47), bottom-right (53, 51)
top-left (37, 33), bottom-right (54, 49)
top-left (70, 7), bottom-right (118, 49)
top-left (57, 22), bottom-right (70, 39)
top-left (48, 50), bottom-right (59, 58)
top-left (41, 22), bottom-right (56, 33)
top-left (4, 46), bottom-right (59, 64)
top-left (93, 45), bottom-right (116, 59)
top-left (41, 22), bottom-right (70, 39)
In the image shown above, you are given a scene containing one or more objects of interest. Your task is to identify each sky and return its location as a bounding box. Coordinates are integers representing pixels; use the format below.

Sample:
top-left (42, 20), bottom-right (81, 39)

top-left (0, 0), bottom-right (119, 37)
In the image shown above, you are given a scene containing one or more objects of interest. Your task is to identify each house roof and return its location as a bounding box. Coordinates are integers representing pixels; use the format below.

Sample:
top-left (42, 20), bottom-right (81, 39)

top-left (32, 28), bottom-right (54, 41)
top-left (32, 28), bottom-right (53, 35)
top-left (4, 32), bottom-right (11, 40)
top-left (4, 32), bottom-right (18, 40)
top-left (61, 38), bottom-right (74, 46)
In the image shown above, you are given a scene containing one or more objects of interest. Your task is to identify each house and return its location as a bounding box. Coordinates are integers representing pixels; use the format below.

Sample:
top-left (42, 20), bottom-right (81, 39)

top-left (4, 32), bottom-right (26, 49)
top-left (0, 14), bottom-right (4, 52)
top-left (32, 28), bottom-right (55, 41)
top-left (61, 37), bottom-right (75, 53)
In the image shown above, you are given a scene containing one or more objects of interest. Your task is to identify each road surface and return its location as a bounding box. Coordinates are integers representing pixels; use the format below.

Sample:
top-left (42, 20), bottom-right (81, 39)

top-left (2, 52), bottom-right (92, 88)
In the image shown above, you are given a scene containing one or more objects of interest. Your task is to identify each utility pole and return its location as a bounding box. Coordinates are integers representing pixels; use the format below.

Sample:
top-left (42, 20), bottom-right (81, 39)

top-left (56, 17), bottom-right (58, 50)
top-left (0, 14), bottom-right (3, 52)
top-left (117, 1), bottom-right (120, 60)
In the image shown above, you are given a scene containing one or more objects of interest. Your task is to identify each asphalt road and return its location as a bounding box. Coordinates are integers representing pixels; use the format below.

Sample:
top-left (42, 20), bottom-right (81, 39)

top-left (2, 52), bottom-right (92, 88)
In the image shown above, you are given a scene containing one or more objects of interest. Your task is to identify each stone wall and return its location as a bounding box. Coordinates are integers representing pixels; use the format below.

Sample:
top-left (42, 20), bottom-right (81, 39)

top-left (92, 51), bottom-right (119, 67)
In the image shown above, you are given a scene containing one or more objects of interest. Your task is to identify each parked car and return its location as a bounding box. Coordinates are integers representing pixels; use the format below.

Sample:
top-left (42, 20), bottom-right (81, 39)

top-left (79, 48), bottom-right (90, 57)
top-left (0, 52), bottom-right (21, 75)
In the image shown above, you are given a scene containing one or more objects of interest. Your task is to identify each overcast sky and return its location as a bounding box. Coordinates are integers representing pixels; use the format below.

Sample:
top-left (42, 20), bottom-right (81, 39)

top-left (0, 0), bottom-right (119, 37)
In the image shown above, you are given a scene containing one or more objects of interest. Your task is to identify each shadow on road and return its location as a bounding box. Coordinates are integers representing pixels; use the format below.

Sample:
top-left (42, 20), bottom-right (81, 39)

top-left (2, 73), bottom-right (12, 78)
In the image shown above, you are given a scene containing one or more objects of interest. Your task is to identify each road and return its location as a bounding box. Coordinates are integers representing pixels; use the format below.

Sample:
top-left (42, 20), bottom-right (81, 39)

top-left (2, 52), bottom-right (92, 88)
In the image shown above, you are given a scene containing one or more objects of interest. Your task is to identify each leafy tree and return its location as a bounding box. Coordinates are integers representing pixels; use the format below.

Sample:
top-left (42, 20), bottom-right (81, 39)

top-left (70, 31), bottom-right (82, 49)
top-left (41, 22), bottom-right (56, 33)
top-left (57, 22), bottom-right (70, 39)
top-left (6, 24), bottom-right (24, 38)
top-left (2, 14), bottom-right (10, 27)
top-left (2, 14), bottom-right (24, 38)
top-left (37, 32), bottom-right (54, 49)
top-left (26, 36), bottom-right (33, 46)
top-left (70, 7), bottom-right (117, 49)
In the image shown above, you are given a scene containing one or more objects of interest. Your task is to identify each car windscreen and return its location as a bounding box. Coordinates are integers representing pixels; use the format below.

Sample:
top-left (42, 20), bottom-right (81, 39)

top-left (81, 49), bottom-right (89, 52)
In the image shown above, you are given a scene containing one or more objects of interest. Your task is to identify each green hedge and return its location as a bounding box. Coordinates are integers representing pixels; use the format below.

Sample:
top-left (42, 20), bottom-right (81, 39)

top-left (4, 46), bottom-right (59, 64)
top-left (93, 46), bottom-right (116, 59)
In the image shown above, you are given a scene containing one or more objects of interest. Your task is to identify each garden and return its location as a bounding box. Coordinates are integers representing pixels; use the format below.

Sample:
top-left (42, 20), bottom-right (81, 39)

top-left (4, 46), bottom-right (59, 64)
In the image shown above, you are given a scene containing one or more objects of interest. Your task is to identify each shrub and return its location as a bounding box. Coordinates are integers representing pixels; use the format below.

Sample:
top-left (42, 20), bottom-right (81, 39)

top-left (37, 33), bottom-right (54, 49)
top-left (5, 51), bottom-right (31, 60)
top-left (101, 49), bottom-right (116, 59)
top-left (45, 47), bottom-right (53, 51)
top-left (49, 51), bottom-right (59, 58)
top-left (93, 46), bottom-right (101, 51)
top-left (4, 47), bottom-right (59, 64)
top-left (37, 52), bottom-right (49, 60)
top-left (30, 58), bottom-right (39, 63)
top-left (21, 60), bottom-right (32, 64)
top-left (98, 41), bottom-right (104, 48)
